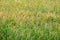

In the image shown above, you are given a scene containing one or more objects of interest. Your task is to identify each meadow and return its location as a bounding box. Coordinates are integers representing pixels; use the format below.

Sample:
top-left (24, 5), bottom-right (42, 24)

top-left (0, 0), bottom-right (60, 40)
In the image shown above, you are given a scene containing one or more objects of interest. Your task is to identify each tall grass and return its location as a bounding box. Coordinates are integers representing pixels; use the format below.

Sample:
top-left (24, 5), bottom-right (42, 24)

top-left (0, 0), bottom-right (60, 40)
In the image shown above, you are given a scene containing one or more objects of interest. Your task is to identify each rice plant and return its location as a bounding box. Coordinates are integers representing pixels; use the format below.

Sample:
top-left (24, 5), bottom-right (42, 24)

top-left (0, 0), bottom-right (60, 40)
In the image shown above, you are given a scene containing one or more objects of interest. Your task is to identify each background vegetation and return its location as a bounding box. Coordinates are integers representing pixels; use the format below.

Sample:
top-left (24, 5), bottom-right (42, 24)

top-left (0, 0), bottom-right (60, 40)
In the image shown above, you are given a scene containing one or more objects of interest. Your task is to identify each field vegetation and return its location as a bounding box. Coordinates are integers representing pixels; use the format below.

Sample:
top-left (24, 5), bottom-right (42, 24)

top-left (0, 0), bottom-right (60, 40)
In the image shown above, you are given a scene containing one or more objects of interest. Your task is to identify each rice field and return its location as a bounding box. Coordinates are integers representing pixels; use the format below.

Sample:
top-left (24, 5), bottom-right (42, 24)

top-left (0, 0), bottom-right (60, 40)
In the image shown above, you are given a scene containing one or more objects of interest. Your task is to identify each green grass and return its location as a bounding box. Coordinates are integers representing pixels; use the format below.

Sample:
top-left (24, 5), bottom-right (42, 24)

top-left (0, 0), bottom-right (60, 40)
